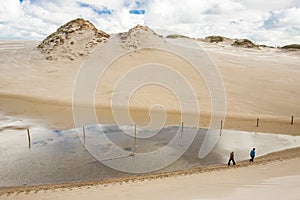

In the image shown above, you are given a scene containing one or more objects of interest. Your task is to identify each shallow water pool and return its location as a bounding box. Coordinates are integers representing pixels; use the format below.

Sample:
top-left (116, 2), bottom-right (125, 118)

top-left (0, 124), bottom-right (299, 187)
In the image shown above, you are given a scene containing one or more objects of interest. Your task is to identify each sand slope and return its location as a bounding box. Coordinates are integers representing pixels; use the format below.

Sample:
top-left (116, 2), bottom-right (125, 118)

top-left (0, 23), bottom-right (299, 134)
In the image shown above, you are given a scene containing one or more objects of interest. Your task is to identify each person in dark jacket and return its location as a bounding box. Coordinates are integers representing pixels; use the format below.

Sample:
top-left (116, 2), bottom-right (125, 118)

top-left (228, 151), bottom-right (236, 166)
top-left (249, 148), bottom-right (256, 162)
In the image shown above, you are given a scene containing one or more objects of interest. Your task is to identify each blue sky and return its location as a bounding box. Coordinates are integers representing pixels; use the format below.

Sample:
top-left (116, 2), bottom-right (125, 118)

top-left (79, 3), bottom-right (112, 15)
top-left (0, 0), bottom-right (300, 46)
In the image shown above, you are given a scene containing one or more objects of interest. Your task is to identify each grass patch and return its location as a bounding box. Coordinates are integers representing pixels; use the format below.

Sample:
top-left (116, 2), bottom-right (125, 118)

top-left (205, 36), bottom-right (224, 43)
top-left (232, 39), bottom-right (259, 49)
top-left (281, 44), bottom-right (300, 50)
top-left (166, 34), bottom-right (190, 39)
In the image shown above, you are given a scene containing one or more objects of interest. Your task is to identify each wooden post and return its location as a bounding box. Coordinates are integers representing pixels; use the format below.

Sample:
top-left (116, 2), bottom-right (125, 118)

top-left (256, 118), bottom-right (259, 127)
top-left (291, 115), bottom-right (294, 125)
top-left (220, 120), bottom-right (223, 136)
top-left (27, 129), bottom-right (31, 149)
top-left (83, 126), bottom-right (86, 144)
top-left (130, 124), bottom-right (137, 155)
top-left (181, 122), bottom-right (183, 132)
top-left (181, 122), bottom-right (183, 139)
top-left (134, 124), bottom-right (137, 146)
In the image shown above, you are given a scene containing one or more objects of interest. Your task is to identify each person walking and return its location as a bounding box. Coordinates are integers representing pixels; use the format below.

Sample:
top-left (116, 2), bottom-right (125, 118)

top-left (228, 151), bottom-right (236, 166)
top-left (249, 148), bottom-right (256, 162)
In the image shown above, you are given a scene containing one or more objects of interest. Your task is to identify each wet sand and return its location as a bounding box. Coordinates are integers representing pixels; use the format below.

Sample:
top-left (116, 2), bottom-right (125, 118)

top-left (0, 147), bottom-right (299, 198)
top-left (1, 93), bottom-right (299, 135)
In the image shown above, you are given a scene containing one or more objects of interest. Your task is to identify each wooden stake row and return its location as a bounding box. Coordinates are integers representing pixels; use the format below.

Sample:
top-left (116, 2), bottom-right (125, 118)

top-left (256, 115), bottom-right (295, 127)
top-left (25, 116), bottom-right (295, 150)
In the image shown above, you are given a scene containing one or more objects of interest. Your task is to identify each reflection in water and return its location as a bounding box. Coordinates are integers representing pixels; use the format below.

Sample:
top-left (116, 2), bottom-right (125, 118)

top-left (0, 124), bottom-right (299, 187)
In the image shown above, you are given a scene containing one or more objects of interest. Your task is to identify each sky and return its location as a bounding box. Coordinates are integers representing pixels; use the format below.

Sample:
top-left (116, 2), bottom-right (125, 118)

top-left (0, 0), bottom-right (299, 46)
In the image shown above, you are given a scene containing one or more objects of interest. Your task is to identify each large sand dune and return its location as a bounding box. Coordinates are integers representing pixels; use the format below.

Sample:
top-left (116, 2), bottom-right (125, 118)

top-left (0, 19), bottom-right (299, 135)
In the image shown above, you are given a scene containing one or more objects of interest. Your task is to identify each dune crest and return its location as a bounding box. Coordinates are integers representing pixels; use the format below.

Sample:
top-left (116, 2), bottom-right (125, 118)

top-left (118, 24), bottom-right (165, 50)
top-left (37, 18), bottom-right (110, 61)
top-left (231, 39), bottom-right (259, 49)
top-left (203, 36), bottom-right (232, 44)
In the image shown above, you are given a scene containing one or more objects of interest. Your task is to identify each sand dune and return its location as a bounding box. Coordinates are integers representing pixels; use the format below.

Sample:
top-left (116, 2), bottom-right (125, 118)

top-left (0, 19), bottom-right (299, 134)
top-left (38, 18), bottom-right (109, 61)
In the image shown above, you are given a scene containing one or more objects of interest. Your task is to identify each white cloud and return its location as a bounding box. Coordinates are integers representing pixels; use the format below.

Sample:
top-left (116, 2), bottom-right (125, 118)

top-left (0, 0), bottom-right (299, 46)
top-left (0, 0), bottom-right (22, 22)
top-left (264, 7), bottom-right (300, 30)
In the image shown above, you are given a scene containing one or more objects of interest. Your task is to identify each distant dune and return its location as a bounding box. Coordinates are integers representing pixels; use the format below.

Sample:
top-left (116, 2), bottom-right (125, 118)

top-left (281, 44), bottom-right (300, 50)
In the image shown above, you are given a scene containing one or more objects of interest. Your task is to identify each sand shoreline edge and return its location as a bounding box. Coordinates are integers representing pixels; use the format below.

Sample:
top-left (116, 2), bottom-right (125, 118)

top-left (1, 147), bottom-right (299, 195)
top-left (1, 92), bottom-right (299, 135)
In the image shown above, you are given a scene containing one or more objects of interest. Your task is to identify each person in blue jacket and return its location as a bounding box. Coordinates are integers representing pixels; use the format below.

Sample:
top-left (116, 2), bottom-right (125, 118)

top-left (249, 148), bottom-right (256, 162)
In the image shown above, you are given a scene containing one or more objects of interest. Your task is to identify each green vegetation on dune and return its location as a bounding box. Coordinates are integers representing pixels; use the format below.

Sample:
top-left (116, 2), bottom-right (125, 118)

top-left (166, 34), bottom-right (191, 39)
top-left (281, 44), bottom-right (300, 50)
top-left (205, 36), bottom-right (224, 43)
top-left (232, 39), bottom-right (259, 49)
